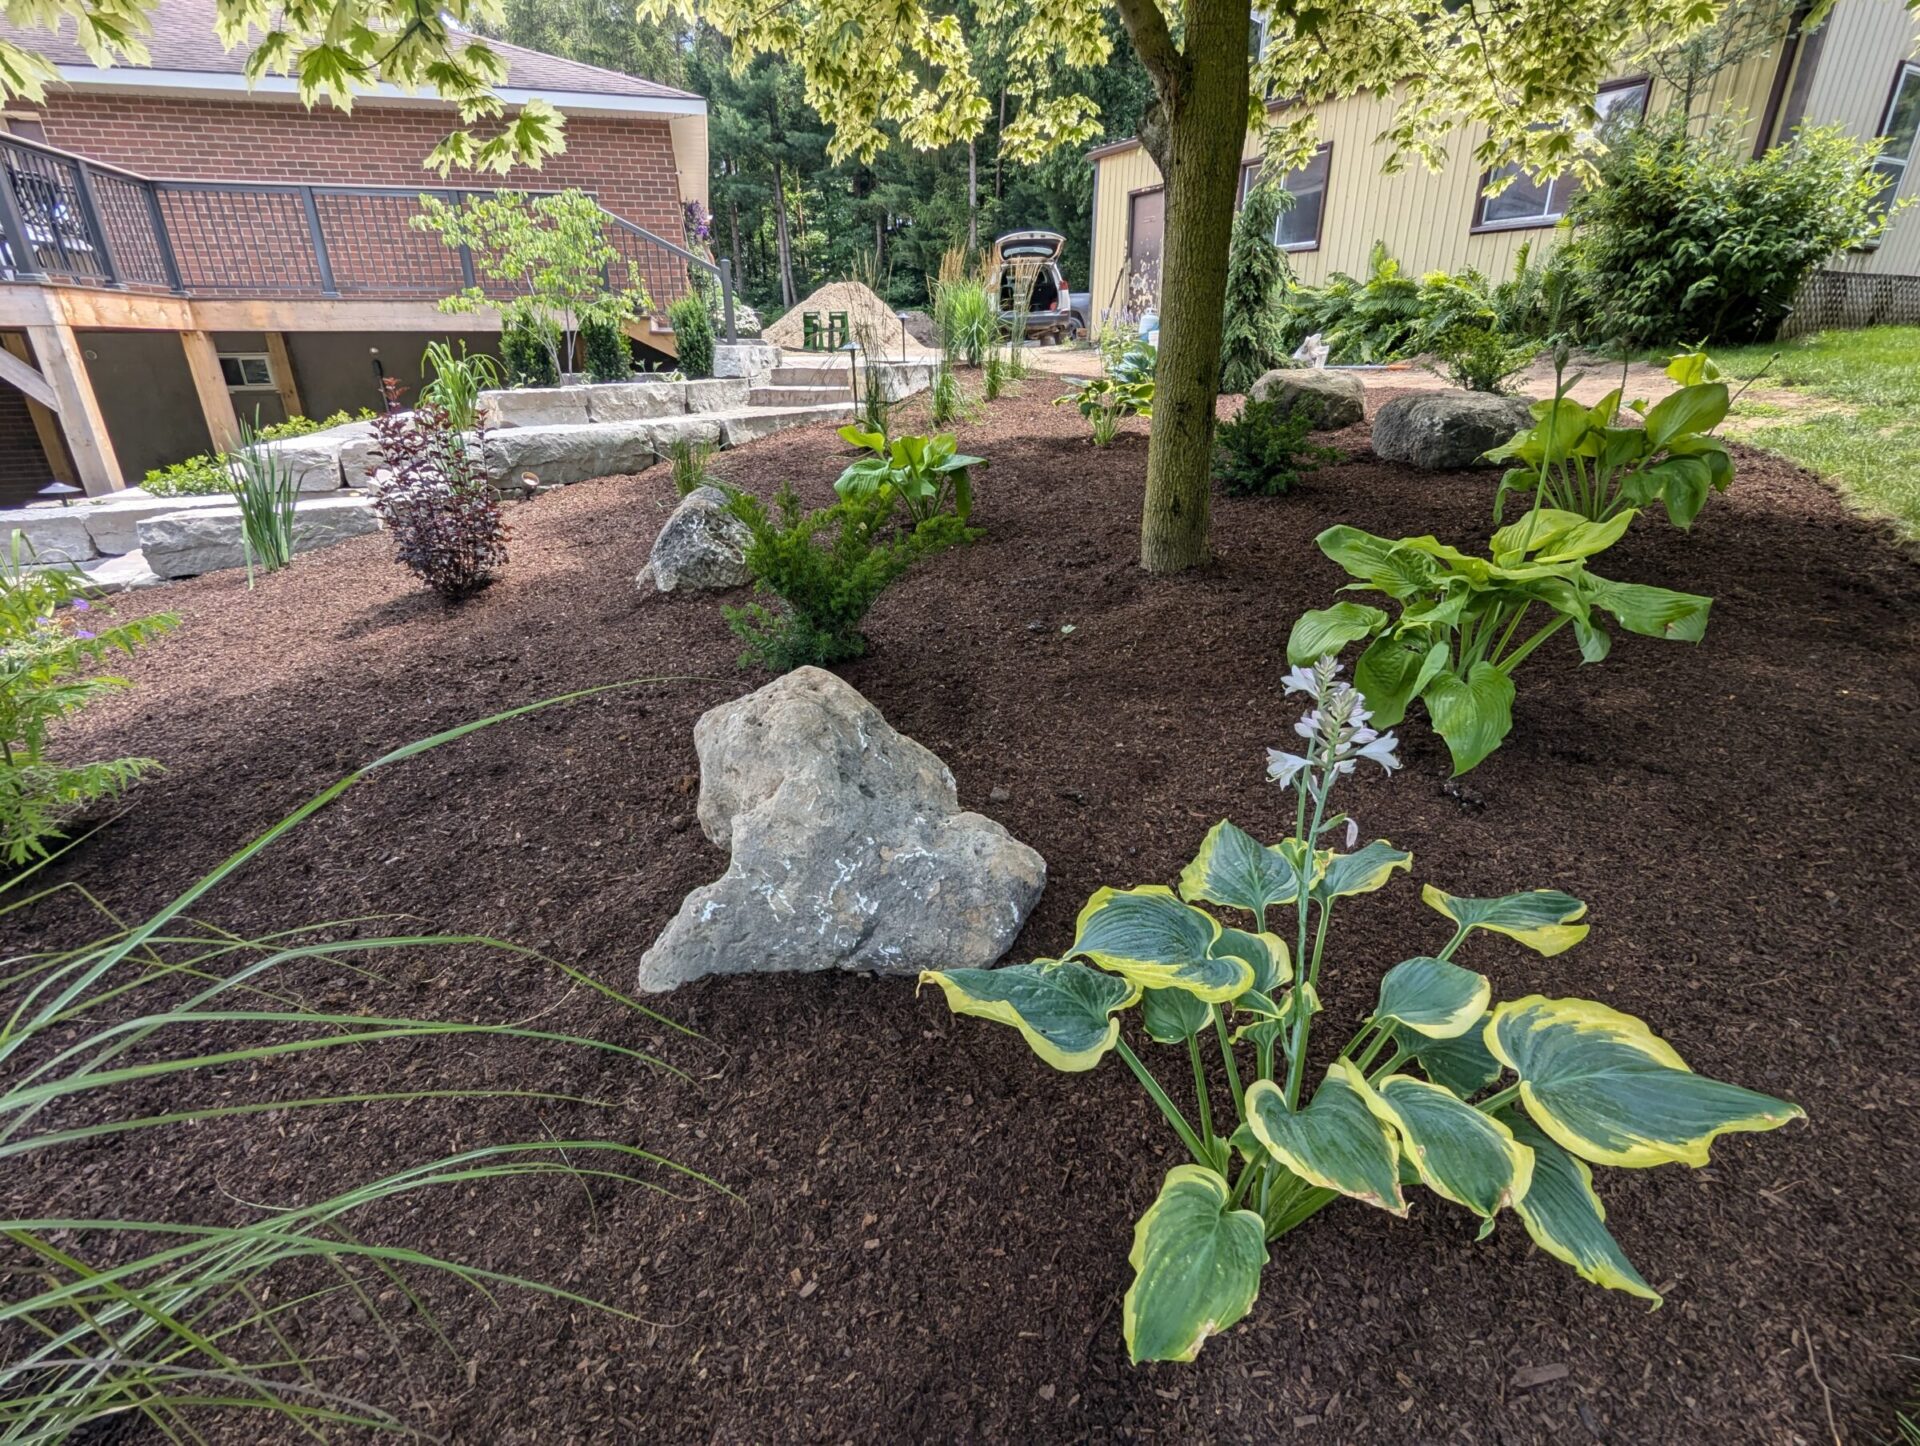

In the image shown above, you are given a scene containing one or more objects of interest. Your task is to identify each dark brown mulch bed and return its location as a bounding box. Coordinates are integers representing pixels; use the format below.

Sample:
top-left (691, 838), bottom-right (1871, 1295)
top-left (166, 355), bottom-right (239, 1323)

top-left (6, 387), bottom-right (1918, 1444)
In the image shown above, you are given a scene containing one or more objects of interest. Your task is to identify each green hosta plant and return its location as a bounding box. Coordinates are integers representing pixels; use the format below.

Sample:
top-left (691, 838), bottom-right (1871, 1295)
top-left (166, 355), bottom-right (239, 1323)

top-left (1486, 350), bottom-right (1739, 528)
top-left (1287, 511), bottom-right (1712, 773)
top-left (832, 425), bottom-right (983, 525)
top-left (922, 659), bottom-right (1803, 1364)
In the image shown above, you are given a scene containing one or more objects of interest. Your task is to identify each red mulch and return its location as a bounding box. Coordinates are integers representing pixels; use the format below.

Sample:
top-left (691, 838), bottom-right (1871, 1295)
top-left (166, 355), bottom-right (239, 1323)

top-left (5, 385), bottom-right (1917, 1443)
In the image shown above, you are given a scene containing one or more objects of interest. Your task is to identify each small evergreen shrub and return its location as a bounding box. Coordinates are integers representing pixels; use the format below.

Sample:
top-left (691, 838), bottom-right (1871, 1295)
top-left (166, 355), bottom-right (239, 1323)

top-left (1213, 397), bottom-right (1340, 497)
top-left (368, 402), bottom-right (509, 600)
top-left (1220, 182), bottom-right (1292, 393)
top-left (581, 311), bottom-right (632, 382)
top-left (502, 306), bottom-right (560, 387)
top-left (667, 436), bottom-right (718, 497)
top-left (668, 295), bottom-right (715, 379)
top-left (722, 485), bottom-right (971, 671)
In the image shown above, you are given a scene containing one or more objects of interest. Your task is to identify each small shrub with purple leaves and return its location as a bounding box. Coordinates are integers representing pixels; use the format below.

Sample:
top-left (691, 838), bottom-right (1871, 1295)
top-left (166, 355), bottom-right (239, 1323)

top-left (369, 402), bottom-right (508, 601)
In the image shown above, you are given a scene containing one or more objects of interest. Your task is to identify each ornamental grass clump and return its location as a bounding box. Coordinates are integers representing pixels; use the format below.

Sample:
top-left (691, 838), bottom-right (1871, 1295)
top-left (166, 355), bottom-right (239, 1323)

top-left (230, 416), bottom-right (301, 586)
top-left (923, 658), bottom-right (1803, 1364)
top-left (0, 684), bottom-right (711, 1440)
top-left (368, 400), bottom-right (508, 601)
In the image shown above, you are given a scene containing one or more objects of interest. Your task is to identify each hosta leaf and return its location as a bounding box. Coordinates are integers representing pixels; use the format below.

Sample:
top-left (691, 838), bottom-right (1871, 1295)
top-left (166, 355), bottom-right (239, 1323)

top-left (1642, 381), bottom-right (1729, 448)
top-left (1422, 885), bottom-right (1590, 956)
top-left (1422, 662), bottom-right (1516, 776)
top-left (1403, 1023), bottom-right (1504, 1098)
top-left (1212, 927), bottom-right (1292, 993)
top-left (1286, 601), bottom-right (1389, 666)
top-left (1311, 841), bottom-right (1412, 902)
top-left (1500, 1109), bottom-right (1661, 1305)
top-left (1490, 508), bottom-right (1628, 563)
top-left (1314, 524), bottom-right (1399, 580)
top-left (1374, 956), bottom-right (1491, 1038)
top-left (1178, 820), bottom-right (1303, 920)
top-left (1361, 1074), bottom-right (1534, 1219)
top-left (919, 961), bottom-right (1138, 1072)
top-left (1141, 985), bottom-right (1211, 1044)
top-left (1583, 576), bottom-right (1712, 643)
top-left (1486, 996), bottom-right (1806, 1168)
top-left (1354, 634), bottom-right (1449, 729)
top-left (1069, 886), bottom-right (1246, 1002)
top-left (1123, 1166), bottom-right (1268, 1364)
top-left (1244, 1063), bottom-right (1408, 1215)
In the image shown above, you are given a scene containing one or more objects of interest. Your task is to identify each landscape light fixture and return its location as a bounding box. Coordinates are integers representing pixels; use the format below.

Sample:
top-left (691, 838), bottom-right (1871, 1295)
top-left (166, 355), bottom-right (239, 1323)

top-left (37, 480), bottom-right (81, 506)
top-left (895, 311), bottom-right (910, 361)
top-left (840, 340), bottom-right (863, 408)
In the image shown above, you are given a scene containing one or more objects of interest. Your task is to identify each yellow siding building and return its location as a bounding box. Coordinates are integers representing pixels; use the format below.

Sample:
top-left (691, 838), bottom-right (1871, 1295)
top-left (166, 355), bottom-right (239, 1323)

top-left (1087, 0), bottom-right (1920, 331)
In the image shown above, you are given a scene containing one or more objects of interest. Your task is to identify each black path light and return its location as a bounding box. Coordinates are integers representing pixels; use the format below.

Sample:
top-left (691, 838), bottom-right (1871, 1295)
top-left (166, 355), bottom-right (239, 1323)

top-left (841, 339), bottom-right (862, 409)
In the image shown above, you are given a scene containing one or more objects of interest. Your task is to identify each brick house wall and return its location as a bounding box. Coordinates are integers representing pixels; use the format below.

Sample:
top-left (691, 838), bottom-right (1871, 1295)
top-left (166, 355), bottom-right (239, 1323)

top-left (28, 93), bottom-right (687, 241)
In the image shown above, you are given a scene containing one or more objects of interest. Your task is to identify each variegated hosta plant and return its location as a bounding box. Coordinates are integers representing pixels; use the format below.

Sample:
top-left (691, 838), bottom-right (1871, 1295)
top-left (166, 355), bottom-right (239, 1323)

top-left (921, 658), bottom-right (1804, 1365)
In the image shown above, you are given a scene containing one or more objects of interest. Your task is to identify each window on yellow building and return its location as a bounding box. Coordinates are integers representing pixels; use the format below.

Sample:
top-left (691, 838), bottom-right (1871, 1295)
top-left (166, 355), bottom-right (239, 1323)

top-left (1873, 63), bottom-right (1920, 215)
top-left (1474, 78), bottom-right (1651, 230)
top-left (1240, 145), bottom-right (1332, 252)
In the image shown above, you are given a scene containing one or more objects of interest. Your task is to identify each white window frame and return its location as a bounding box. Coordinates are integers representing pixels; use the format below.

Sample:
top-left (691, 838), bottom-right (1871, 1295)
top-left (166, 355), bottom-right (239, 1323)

top-left (1242, 146), bottom-right (1332, 253)
top-left (1872, 62), bottom-right (1920, 217)
top-left (218, 353), bottom-right (276, 391)
top-left (1474, 77), bottom-right (1651, 232)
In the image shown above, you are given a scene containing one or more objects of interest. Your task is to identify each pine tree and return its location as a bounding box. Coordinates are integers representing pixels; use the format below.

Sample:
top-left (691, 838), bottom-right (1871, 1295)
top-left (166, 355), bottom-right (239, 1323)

top-left (1219, 183), bottom-right (1292, 395)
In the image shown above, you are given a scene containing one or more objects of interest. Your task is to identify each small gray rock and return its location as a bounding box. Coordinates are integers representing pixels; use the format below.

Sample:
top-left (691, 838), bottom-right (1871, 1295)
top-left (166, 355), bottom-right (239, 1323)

top-left (1249, 368), bottom-right (1366, 431)
top-left (636, 486), bottom-right (751, 593)
top-left (1371, 392), bottom-right (1536, 471)
top-left (635, 668), bottom-right (1046, 992)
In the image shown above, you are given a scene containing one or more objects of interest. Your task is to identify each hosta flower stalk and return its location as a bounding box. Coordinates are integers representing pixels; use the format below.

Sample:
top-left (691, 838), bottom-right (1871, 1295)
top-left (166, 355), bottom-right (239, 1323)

top-left (922, 659), bottom-right (1803, 1363)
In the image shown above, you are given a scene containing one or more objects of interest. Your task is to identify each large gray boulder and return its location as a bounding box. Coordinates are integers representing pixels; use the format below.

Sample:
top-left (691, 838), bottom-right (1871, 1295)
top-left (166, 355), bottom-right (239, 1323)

top-left (712, 340), bottom-right (780, 379)
top-left (1249, 367), bottom-right (1366, 431)
top-left (0, 505), bottom-right (96, 563)
top-left (636, 486), bottom-right (751, 593)
top-left (482, 421), bottom-right (655, 488)
top-left (684, 378), bottom-right (752, 412)
top-left (586, 381), bottom-right (689, 422)
top-left (635, 668), bottom-right (1046, 992)
top-left (83, 492), bottom-right (237, 555)
top-left (480, 385), bottom-right (593, 428)
top-left (1371, 392), bottom-right (1535, 471)
top-left (137, 496), bottom-right (379, 579)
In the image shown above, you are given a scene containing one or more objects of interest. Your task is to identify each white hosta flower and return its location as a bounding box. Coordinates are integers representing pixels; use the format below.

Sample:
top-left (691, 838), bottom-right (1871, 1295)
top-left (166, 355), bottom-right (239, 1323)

top-left (1267, 749), bottom-right (1311, 788)
top-left (1355, 732), bottom-right (1402, 773)
top-left (1281, 664), bottom-right (1322, 699)
top-left (1345, 817), bottom-right (1360, 848)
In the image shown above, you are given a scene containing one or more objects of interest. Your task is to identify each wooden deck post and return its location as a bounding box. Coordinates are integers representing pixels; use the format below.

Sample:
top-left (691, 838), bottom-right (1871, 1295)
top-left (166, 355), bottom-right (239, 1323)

top-left (0, 332), bottom-right (74, 483)
top-left (179, 329), bottom-right (240, 455)
top-left (265, 331), bottom-right (304, 419)
top-left (23, 323), bottom-right (123, 495)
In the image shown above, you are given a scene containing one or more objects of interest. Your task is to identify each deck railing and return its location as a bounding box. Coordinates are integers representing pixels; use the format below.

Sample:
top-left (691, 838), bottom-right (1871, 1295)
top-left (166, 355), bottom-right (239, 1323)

top-left (0, 132), bottom-right (736, 341)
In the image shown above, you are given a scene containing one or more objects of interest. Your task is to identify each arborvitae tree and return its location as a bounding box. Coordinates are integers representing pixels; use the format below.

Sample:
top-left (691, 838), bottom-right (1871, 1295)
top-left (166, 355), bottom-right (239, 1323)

top-left (1219, 183), bottom-right (1292, 395)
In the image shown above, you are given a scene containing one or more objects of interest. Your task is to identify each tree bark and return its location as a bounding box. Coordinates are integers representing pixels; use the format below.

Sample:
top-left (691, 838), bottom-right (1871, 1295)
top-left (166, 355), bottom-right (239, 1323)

top-left (968, 138), bottom-right (979, 251)
top-left (1118, 0), bottom-right (1251, 574)
top-left (772, 158), bottom-right (796, 308)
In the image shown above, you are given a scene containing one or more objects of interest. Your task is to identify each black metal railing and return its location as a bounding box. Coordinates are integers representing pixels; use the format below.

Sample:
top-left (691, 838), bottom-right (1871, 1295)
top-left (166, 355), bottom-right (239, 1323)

top-left (0, 132), bottom-right (736, 341)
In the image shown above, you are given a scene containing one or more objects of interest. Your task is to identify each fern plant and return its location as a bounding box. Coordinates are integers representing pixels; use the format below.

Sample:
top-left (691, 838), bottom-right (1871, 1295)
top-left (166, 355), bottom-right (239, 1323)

top-left (0, 537), bottom-right (177, 867)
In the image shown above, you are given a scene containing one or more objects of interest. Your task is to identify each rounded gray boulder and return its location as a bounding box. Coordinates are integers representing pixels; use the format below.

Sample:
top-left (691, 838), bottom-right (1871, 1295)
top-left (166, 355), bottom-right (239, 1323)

top-left (1249, 368), bottom-right (1366, 431)
top-left (636, 485), bottom-right (752, 593)
top-left (1371, 392), bottom-right (1535, 471)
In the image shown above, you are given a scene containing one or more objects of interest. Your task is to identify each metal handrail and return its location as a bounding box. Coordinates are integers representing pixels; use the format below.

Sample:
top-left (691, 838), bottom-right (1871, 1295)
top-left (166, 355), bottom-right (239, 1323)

top-left (0, 134), bottom-right (736, 342)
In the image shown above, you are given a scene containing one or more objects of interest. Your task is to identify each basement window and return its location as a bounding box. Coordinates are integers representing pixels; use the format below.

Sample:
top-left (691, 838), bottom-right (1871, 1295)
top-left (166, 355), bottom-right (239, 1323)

top-left (218, 353), bottom-right (275, 391)
top-left (1474, 78), bottom-right (1651, 231)
top-left (1873, 63), bottom-right (1920, 216)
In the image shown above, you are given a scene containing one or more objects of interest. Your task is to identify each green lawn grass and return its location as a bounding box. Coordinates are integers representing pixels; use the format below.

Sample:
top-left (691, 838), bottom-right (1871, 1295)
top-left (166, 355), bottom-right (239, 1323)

top-left (1711, 325), bottom-right (1920, 540)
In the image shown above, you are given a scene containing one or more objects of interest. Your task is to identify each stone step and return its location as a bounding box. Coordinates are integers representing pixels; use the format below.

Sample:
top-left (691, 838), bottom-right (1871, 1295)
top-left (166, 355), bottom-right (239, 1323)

top-left (750, 384), bottom-right (856, 407)
top-left (769, 364), bottom-right (851, 386)
top-left (712, 402), bottom-right (855, 447)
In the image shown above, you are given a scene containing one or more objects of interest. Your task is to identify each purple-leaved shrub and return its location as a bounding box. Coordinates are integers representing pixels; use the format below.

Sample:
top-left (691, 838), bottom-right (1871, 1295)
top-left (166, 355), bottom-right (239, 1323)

top-left (368, 401), bottom-right (508, 601)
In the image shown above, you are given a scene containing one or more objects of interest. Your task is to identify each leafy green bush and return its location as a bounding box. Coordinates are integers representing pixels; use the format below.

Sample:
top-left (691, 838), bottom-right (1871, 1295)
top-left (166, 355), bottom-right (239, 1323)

top-left (1214, 398), bottom-right (1339, 497)
top-left (1220, 182), bottom-right (1292, 394)
top-left (722, 485), bottom-right (971, 671)
top-left (142, 411), bottom-right (369, 497)
top-left (1428, 323), bottom-right (1535, 394)
top-left (1280, 242), bottom-right (1425, 363)
top-left (924, 658), bottom-right (1803, 1363)
top-left (1564, 112), bottom-right (1894, 343)
top-left (1488, 350), bottom-right (1736, 526)
top-left (0, 685), bottom-right (702, 1436)
top-left (502, 303), bottom-right (561, 387)
top-left (668, 294), bottom-right (715, 379)
top-left (0, 538), bottom-right (177, 866)
top-left (1059, 339), bottom-right (1156, 444)
top-left (580, 309), bottom-right (632, 382)
top-left (1288, 511), bottom-right (1713, 773)
top-left (832, 424), bottom-right (982, 524)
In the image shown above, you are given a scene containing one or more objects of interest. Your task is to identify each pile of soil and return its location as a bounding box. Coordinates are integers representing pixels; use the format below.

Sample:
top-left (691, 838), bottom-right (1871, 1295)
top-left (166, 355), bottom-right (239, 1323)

top-left (6, 388), bottom-right (1918, 1443)
top-left (761, 280), bottom-right (917, 351)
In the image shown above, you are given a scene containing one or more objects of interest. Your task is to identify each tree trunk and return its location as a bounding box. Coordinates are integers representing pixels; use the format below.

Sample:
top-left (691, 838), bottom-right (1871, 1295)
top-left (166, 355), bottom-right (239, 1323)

top-left (772, 159), bottom-right (796, 308)
top-left (1130, 0), bottom-right (1251, 574)
top-left (995, 87), bottom-right (1006, 200)
top-left (968, 139), bottom-right (979, 251)
top-left (728, 196), bottom-right (744, 294)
